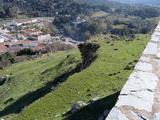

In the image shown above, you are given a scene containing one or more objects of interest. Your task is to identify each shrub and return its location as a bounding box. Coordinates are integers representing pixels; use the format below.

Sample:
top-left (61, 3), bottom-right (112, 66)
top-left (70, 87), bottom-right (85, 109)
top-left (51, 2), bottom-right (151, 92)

top-left (17, 48), bottom-right (36, 56)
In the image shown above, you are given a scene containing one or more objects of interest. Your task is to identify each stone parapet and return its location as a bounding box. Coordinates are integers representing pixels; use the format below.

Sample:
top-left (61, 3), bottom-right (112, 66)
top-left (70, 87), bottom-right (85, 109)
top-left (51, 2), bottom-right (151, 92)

top-left (106, 23), bottom-right (160, 120)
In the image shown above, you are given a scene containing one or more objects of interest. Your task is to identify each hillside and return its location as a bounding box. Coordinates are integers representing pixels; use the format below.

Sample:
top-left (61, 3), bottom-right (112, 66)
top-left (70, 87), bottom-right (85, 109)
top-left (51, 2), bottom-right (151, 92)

top-left (0, 0), bottom-right (88, 18)
top-left (77, 0), bottom-right (160, 6)
top-left (0, 0), bottom-right (159, 120)
top-left (109, 0), bottom-right (160, 5)
top-left (0, 0), bottom-right (159, 41)
top-left (0, 49), bottom-right (81, 112)
top-left (0, 34), bottom-right (150, 120)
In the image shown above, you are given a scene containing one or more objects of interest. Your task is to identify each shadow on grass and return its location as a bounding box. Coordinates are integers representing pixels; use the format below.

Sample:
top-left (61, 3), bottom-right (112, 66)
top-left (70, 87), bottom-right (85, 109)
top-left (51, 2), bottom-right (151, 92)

top-left (0, 43), bottom-right (100, 117)
top-left (63, 91), bottom-right (120, 120)
top-left (0, 64), bottom-right (81, 117)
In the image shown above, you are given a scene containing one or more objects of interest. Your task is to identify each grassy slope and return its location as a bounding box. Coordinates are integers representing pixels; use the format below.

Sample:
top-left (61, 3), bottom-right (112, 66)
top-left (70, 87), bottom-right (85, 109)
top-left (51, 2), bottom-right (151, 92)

top-left (2, 34), bottom-right (150, 120)
top-left (0, 50), bottom-right (81, 111)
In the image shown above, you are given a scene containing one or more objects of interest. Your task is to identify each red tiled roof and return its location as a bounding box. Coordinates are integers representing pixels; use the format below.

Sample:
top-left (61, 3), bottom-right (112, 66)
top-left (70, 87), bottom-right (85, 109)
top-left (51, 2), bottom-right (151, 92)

top-left (15, 40), bottom-right (33, 45)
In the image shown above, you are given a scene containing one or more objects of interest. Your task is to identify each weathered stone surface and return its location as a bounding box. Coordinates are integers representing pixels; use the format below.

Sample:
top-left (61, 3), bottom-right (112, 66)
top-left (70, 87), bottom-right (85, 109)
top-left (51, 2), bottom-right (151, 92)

top-left (0, 76), bottom-right (7, 86)
top-left (131, 111), bottom-right (149, 120)
top-left (90, 97), bottom-right (100, 103)
top-left (153, 113), bottom-right (160, 120)
top-left (139, 56), bottom-right (151, 63)
top-left (116, 71), bottom-right (158, 112)
top-left (71, 101), bottom-right (87, 113)
top-left (153, 32), bottom-right (160, 37)
top-left (99, 110), bottom-right (110, 120)
top-left (151, 34), bottom-right (160, 42)
top-left (106, 108), bottom-right (128, 120)
top-left (143, 42), bottom-right (157, 55)
top-left (157, 47), bottom-right (160, 58)
top-left (135, 62), bottom-right (153, 72)
top-left (104, 109), bottom-right (110, 117)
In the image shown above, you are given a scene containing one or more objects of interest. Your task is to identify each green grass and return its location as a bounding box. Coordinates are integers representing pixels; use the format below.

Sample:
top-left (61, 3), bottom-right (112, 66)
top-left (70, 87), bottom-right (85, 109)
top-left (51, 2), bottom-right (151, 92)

top-left (0, 50), bottom-right (81, 111)
top-left (1, 34), bottom-right (150, 120)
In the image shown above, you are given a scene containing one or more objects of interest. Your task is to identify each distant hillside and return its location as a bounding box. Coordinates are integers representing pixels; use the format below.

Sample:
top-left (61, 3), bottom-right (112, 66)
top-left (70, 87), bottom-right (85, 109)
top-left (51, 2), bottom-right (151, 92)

top-left (0, 0), bottom-right (159, 41)
top-left (75, 0), bottom-right (160, 6)
top-left (0, 0), bottom-right (88, 18)
top-left (109, 0), bottom-right (160, 5)
top-left (74, 0), bottom-right (110, 5)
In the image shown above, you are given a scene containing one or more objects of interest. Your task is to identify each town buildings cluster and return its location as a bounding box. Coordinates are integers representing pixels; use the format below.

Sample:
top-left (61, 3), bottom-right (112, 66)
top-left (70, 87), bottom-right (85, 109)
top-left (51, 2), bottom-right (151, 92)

top-left (0, 18), bottom-right (78, 54)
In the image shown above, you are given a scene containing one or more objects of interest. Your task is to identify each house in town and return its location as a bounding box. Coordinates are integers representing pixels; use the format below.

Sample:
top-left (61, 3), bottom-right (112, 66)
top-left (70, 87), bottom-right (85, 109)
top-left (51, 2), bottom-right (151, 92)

top-left (7, 40), bottom-right (38, 53)
top-left (0, 36), bottom-right (5, 43)
top-left (32, 43), bottom-right (46, 51)
top-left (6, 20), bottom-right (22, 32)
top-left (15, 40), bottom-right (38, 48)
top-left (0, 35), bottom-right (10, 43)
top-left (0, 43), bottom-right (8, 53)
top-left (38, 34), bottom-right (52, 43)
top-left (73, 16), bottom-right (86, 25)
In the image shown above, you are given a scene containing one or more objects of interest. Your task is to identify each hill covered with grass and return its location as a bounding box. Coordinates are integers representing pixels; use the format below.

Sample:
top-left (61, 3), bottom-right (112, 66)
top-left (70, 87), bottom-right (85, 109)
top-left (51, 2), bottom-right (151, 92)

top-left (0, 49), bottom-right (81, 111)
top-left (0, 34), bottom-right (150, 120)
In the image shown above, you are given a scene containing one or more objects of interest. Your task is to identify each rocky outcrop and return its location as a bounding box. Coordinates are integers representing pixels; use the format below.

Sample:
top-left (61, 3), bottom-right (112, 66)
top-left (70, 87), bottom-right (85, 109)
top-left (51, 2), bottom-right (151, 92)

top-left (106, 23), bottom-right (160, 120)
top-left (0, 76), bottom-right (7, 86)
top-left (71, 101), bottom-right (87, 113)
top-left (78, 43), bottom-right (100, 69)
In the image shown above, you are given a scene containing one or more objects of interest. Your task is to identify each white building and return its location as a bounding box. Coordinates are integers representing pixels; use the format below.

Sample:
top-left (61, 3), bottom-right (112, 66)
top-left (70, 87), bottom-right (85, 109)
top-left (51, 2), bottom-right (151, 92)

top-left (0, 36), bottom-right (4, 43)
top-left (0, 28), bottom-right (10, 34)
top-left (6, 20), bottom-right (22, 28)
top-left (73, 16), bottom-right (86, 25)
top-left (0, 35), bottom-right (9, 43)
top-left (38, 34), bottom-right (52, 43)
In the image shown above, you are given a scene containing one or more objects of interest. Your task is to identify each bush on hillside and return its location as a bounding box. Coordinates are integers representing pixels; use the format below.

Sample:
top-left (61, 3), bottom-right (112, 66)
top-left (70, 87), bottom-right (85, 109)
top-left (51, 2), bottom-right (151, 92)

top-left (16, 48), bottom-right (36, 56)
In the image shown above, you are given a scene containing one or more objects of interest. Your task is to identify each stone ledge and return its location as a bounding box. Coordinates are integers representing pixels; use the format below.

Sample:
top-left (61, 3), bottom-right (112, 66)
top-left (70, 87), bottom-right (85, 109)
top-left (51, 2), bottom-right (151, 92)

top-left (105, 24), bottom-right (160, 120)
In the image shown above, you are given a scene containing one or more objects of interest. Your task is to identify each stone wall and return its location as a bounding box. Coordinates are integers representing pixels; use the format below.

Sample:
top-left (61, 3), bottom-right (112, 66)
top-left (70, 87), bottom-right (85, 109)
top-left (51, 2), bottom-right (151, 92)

top-left (106, 23), bottom-right (160, 120)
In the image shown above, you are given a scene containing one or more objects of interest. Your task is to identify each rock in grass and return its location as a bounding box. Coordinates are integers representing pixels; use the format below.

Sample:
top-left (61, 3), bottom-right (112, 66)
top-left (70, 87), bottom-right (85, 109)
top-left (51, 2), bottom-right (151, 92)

top-left (90, 97), bottom-right (100, 103)
top-left (71, 101), bottom-right (87, 113)
top-left (98, 109), bottom-right (110, 120)
top-left (103, 109), bottom-right (110, 117)
top-left (153, 113), bottom-right (160, 120)
top-left (0, 76), bottom-right (7, 86)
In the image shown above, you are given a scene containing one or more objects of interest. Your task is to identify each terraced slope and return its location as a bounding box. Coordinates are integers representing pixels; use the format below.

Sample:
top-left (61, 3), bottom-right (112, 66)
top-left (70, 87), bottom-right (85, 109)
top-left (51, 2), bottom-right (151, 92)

top-left (0, 34), bottom-right (149, 120)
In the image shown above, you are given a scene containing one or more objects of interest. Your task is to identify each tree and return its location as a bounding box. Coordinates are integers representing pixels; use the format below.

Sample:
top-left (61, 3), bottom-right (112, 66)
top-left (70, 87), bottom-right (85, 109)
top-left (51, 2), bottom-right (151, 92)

top-left (4, 5), bottom-right (18, 18)
top-left (17, 49), bottom-right (36, 56)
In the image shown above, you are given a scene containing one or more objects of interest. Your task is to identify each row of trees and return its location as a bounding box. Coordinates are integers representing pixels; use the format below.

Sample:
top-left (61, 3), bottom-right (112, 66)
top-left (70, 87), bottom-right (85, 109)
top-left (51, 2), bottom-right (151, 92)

top-left (0, 1), bottom-right (18, 18)
top-left (54, 14), bottom-right (158, 41)
top-left (1, 0), bottom-right (160, 19)
top-left (0, 0), bottom-right (159, 41)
